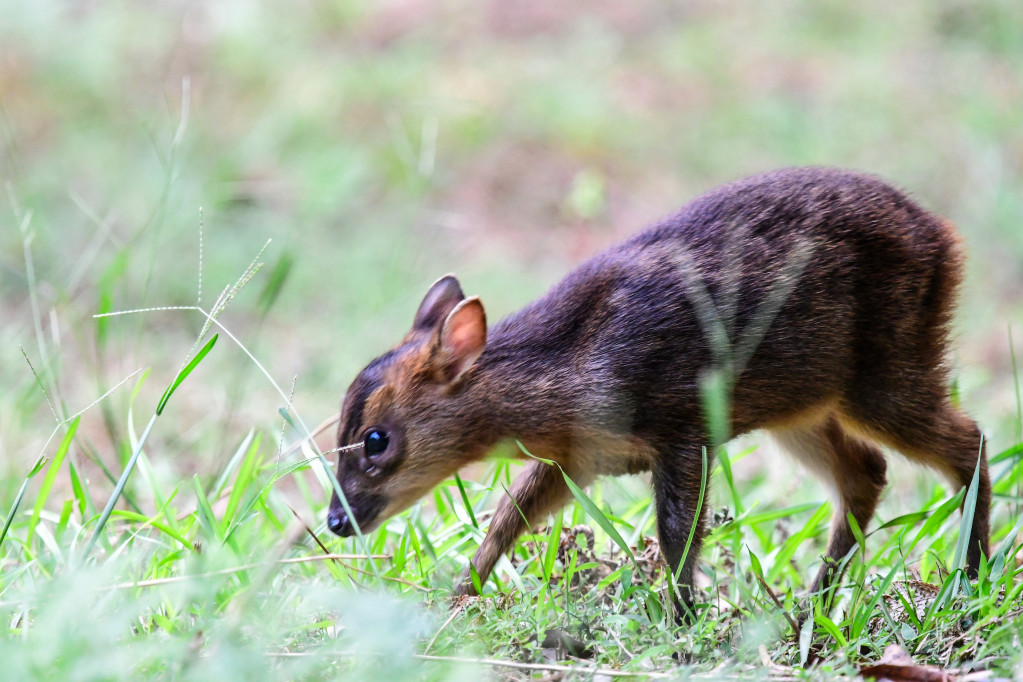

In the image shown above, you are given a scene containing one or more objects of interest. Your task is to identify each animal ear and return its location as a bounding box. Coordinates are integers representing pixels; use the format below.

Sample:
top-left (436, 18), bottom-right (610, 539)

top-left (435, 297), bottom-right (487, 383)
top-left (413, 274), bottom-right (465, 332)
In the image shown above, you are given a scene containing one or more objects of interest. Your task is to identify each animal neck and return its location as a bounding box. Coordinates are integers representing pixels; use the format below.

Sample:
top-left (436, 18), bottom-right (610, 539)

top-left (453, 320), bottom-right (578, 463)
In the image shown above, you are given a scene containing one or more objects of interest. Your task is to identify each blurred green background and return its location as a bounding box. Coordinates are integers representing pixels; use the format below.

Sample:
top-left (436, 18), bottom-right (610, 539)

top-left (2, 0), bottom-right (1022, 489)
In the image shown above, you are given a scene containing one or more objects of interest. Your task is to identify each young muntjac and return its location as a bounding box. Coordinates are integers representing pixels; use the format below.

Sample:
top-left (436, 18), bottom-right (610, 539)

top-left (326, 167), bottom-right (990, 619)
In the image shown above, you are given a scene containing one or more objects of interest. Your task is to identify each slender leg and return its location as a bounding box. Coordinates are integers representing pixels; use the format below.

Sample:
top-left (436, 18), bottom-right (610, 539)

top-left (457, 459), bottom-right (589, 595)
top-left (652, 448), bottom-right (709, 623)
top-left (847, 404), bottom-right (990, 578)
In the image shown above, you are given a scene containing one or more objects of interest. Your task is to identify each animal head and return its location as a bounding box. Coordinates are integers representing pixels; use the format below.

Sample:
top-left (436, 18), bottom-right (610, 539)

top-left (326, 275), bottom-right (489, 537)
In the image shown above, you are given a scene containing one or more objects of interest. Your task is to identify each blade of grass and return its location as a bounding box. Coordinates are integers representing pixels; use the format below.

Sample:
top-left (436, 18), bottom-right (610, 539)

top-left (989, 442), bottom-right (1023, 465)
top-left (81, 413), bottom-right (158, 561)
top-left (192, 475), bottom-right (223, 542)
top-left (223, 433), bottom-right (262, 535)
top-left (1010, 325), bottom-right (1021, 445)
top-left (768, 502), bottom-right (830, 583)
top-left (82, 332), bottom-right (221, 561)
top-left (707, 502), bottom-right (820, 542)
top-left (675, 446), bottom-right (709, 585)
top-left (951, 439), bottom-right (984, 573)
top-left (67, 458), bottom-right (91, 519)
top-left (27, 416), bottom-right (80, 546)
top-left (747, 546), bottom-right (800, 635)
top-left (278, 408), bottom-right (382, 581)
top-left (214, 429), bottom-right (256, 499)
top-left (848, 512), bottom-right (866, 561)
top-left (453, 473), bottom-right (479, 530)
top-left (700, 369), bottom-right (731, 451)
top-left (715, 446), bottom-right (743, 517)
top-left (0, 455), bottom-right (49, 553)
top-left (877, 509), bottom-right (932, 531)
top-left (799, 609), bottom-right (813, 667)
top-left (107, 509), bottom-right (192, 550)
top-left (256, 250), bottom-right (294, 315)
top-left (901, 488), bottom-right (965, 560)
top-left (850, 563), bottom-right (900, 640)
top-left (469, 563), bottom-right (482, 595)
top-left (156, 334), bottom-right (217, 415)
top-left (514, 441), bottom-right (643, 582)
top-left (542, 508), bottom-right (564, 584)
top-left (814, 613), bottom-right (847, 649)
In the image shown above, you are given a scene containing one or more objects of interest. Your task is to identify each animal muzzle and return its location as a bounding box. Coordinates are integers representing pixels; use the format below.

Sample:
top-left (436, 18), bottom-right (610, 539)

top-left (326, 493), bottom-right (384, 537)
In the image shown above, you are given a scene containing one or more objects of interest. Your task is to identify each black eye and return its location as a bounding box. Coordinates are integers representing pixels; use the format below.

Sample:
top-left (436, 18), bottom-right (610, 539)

top-left (363, 428), bottom-right (389, 458)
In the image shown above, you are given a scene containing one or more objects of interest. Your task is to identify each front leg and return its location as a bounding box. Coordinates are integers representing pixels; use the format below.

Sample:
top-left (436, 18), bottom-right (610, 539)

top-left (457, 459), bottom-right (589, 595)
top-left (653, 448), bottom-right (709, 623)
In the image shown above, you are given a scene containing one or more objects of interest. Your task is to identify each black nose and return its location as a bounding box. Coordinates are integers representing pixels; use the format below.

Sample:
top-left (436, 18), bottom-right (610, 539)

top-left (327, 509), bottom-right (348, 536)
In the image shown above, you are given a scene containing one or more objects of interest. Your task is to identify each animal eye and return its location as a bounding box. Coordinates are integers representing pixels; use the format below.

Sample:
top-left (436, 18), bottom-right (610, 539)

top-left (363, 428), bottom-right (389, 458)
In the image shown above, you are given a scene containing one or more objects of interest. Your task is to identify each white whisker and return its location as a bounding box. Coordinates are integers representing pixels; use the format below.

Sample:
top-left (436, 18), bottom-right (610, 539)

top-left (323, 442), bottom-right (363, 456)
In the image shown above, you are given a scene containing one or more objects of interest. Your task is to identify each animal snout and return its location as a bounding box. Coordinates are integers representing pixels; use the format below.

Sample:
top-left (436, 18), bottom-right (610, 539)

top-left (326, 508), bottom-right (352, 537)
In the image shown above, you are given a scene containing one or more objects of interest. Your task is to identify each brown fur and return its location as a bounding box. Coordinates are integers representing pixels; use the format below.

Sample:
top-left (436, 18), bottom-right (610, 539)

top-left (327, 167), bottom-right (990, 621)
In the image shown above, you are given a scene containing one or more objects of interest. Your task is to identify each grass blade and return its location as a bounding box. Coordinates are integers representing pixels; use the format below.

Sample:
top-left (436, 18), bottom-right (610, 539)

top-left (877, 510), bottom-right (932, 531)
top-left (815, 613), bottom-right (847, 649)
top-left (676, 446), bottom-right (709, 584)
top-left (28, 416), bottom-right (80, 546)
top-left (156, 333), bottom-right (218, 415)
top-left (799, 610), bottom-right (813, 667)
top-left (81, 413), bottom-right (158, 561)
top-left (850, 563), bottom-right (900, 639)
top-left (223, 433), bottom-right (262, 534)
top-left (214, 429), bottom-right (256, 499)
top-left (0, 455), bottom-right (49, 553)
top-left (256, 250), bottom-right (294, 315)
top-left (542, 507), bottom-right (564, 584)
top-left (562, 472), bottom-right (644, 582)
top-left (952, 440), bottom-right (984, 573)
top-left (192, 475), bottom-right (223, 542)
top-left (453, 473), bottom-right (479, 530)
top-left (277, 407), bottom-right (383, 581)
top-left (514, 441), bottom-right (642, 579)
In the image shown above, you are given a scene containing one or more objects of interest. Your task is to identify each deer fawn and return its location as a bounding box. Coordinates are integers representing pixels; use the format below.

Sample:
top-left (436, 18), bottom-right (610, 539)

top-left (327, 167), bottom-right (990, 620)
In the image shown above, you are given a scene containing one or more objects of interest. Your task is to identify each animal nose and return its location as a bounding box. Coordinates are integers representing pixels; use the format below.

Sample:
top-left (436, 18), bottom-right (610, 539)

top-left (327, 509), bottom-right (348, 536)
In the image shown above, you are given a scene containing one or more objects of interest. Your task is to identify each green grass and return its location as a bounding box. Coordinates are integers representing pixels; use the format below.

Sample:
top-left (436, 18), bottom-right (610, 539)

top-left (2, 1), bottom-right (1023, 679)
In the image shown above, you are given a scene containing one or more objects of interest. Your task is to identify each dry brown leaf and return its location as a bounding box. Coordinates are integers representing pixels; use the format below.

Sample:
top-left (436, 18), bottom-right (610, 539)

top-left (859, 644), bottom-right (956, 682)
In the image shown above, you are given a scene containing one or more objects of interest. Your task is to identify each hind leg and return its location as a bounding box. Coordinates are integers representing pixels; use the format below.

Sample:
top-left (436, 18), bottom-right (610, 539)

top-left (845, 403), bottom-right (990, 577)
top-left (773, 415), bottom-right (888, 598)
